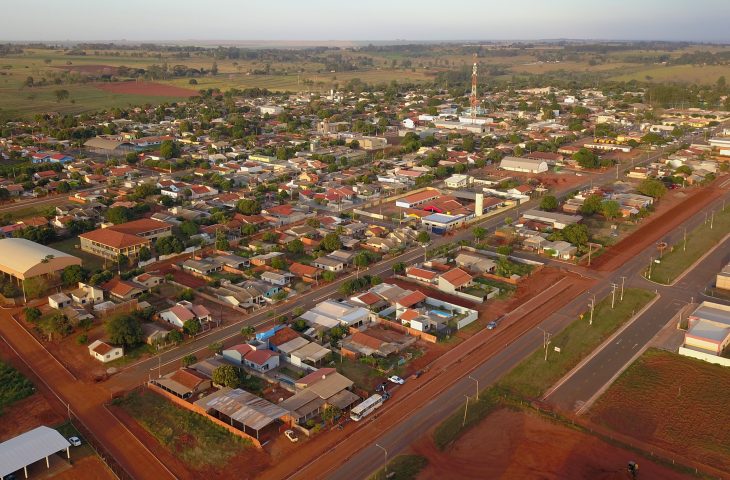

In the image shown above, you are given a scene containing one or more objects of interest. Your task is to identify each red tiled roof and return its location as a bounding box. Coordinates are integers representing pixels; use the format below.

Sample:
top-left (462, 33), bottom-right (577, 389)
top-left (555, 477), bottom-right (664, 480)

top-left (289, 262), bottom-right (319, 278)
top-left (297, 368), bottom-right (336, 386)
top-left (79, 229), bottom-right (149, 249)
top-left (106, 218), bottom-right (172, 236)
top-left (440, 268), bottom-right (473, 288)
top-left (397, 290), bottom-right (427, 308)
top-left (169, 368), bottom-right (207, 389)
top-left (400, 309), bottom-right (420, 321)
top-left (351, 332), bottom-right (385, 350)
top-left (406, 267), bottom-right (439, 280)
top-left (245, 349), bottom-right (278, 365)
top-left (269, 327), bottom-right (300, 347)
top-left (356, 291), bottom-right (382, 306)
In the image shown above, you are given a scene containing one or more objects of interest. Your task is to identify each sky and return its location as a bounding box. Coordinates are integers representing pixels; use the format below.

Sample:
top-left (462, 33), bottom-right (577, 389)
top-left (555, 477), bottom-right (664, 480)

top-left (3, 0), bottom-right (729, 43)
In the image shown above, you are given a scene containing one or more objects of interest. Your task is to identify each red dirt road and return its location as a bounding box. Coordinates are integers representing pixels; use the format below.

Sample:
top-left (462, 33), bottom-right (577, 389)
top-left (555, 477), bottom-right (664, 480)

top-left (591, 184), bottom-right (726, 271)
top-left (258, 272), bottom-right (593, 480)
top-left (415, 408), bottom-right (689, 480)
top-left (95, 81), bottom-right (199, 97)
top-left (0, 309), bottom-right (175, 480)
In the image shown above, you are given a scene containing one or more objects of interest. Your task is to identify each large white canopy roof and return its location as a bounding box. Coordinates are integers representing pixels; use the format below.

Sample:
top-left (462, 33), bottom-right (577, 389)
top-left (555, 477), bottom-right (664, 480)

top-left (0, 238), bottom-right (81, 280)
top-left (0, 426), bottom-right (71, 477)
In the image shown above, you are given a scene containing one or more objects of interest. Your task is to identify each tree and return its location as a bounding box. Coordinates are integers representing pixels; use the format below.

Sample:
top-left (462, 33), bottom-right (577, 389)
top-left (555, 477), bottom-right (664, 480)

top-left (321, 232), bottom-right (342, 252)
top-left (180, 220), bottom-right (199, 236)
top-left (125, 152), bottom-right (139, 165)
top-left (462, 134), bottom-right (475, 153)
top-left (24, 307), bottom-right (41, 323)
top-left (39, 311), bottom-right (72, 341)
top-left (322, 270), bottom-right (336, 282)
top-left (183, 318), bottom-right (201, 336)
top-left (561, 224), bottom-right (589, 247)
top-left (61, 264), bottom-right (88, 287)
top-left (181, 354), bottom-right (197, 367)
top-left (637, 178), bottom-right (667, 199)
top-left (540, 195), bottom-right (559, 211)
top-left (54, 89), bottom-right (70, 102)
top-left (241, 224), bottom-right (257, 236)
top-left (581, 194), bottom-right (603, 215)
top-left (212, 365), bottom-right (240, 388)
top-left (2, 282), bottom-right (19, 298)
top-left (23, 277), bottom-right (47, 299)
top-left (271, 256), bottom-right (288, 270)
top-left (573, 148), bottom-right (600, 169)
top-left (56, 181), bottom-right (71, 193)
top-left (106, 206), bottom-right (131, 225)
top-left (208, 341), bottom-right (223, 354)
top-left (138, 246), bottom-right (152, 262)
top-left (601, 200), bottom-right (621, 220)
top-left (417, 231), bottom-right (431, 244)
top-left (178, 288), bottom-right (195, 301)
top-left (675, 165), bottom-right (693, 175)
top-left (392, 262), bottom-right (406, 275)
top-left (106, 315), bottom-right (143, 348)
top-left (472, 226), bottom-right (486, 241)
top-left (240, 326), bottom-right (255, 340)
top-left (287, 239), bottom-right (305, 255)
top-left (354, 252), bottom-right (370, 269)
top-left (215, 230), bottom-right (230, 251)
top-left (235, 199), bottom-right (261, 215)
top-left (167, 330), bottom-right (184, 344)
top-left (159, 140), bottom-right (180, 159)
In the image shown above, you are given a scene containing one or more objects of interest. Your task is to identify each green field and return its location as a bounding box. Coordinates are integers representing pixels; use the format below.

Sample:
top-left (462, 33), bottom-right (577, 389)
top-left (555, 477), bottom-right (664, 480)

top-left (118, 390), bottom-right (251, 469)
top-left (648, 206), bottom-right (730, 285)
top-left (432, 288), bottom-right (655, 449)
top-left (368, 454), bottom-right (428, 480)
top-left (611, 64), bottom-right (730, 85)
top-left (49, 236), bottom-right (105, 272)
top-left (0, 360), bottom-right (34, 415)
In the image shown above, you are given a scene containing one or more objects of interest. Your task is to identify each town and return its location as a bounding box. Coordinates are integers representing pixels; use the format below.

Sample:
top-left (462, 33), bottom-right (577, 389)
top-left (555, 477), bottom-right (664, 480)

top-left (1, 12), bottom-right (730, 480)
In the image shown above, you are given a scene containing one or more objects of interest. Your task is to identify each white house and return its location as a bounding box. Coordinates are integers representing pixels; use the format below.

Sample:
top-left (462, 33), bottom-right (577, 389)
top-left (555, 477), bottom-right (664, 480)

top-left (159, 301), bottom-right (212, 328)
top-left (48, 293), bottom-right (72, 310)
top-left (499, 156), bottom-right (548, 174)
top-left (88, 340), bottom-right (123, 363)
top-left (444, 174), bottom-right (472, 189)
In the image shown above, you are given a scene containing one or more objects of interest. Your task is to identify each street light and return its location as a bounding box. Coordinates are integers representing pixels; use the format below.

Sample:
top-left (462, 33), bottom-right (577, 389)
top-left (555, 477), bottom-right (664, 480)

top-left (468, 375), bottom-right (479, 400)
top-left (375, 443), bottom-right (388, 479)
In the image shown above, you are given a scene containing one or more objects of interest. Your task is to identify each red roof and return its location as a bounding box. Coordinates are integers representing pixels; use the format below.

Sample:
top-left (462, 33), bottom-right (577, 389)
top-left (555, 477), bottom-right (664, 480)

top-left (269, 327), bottom-right (301, 347)
top-left (397, 290), bottom-right (427, 308)
top-left (440, 268), bottom-right (473, 288)
top-left (245, 349), bottom-right (278, 365)
top-left (79, 229), bottom-right (149, 249)
top-left (406, 267), bottom-right (439, 280)
top-left (297, 368), bottom-right (336, 386)
top-left (289, 262), bottom-right (319, 278)
top-left (356, 292), bottom-right (383, 306)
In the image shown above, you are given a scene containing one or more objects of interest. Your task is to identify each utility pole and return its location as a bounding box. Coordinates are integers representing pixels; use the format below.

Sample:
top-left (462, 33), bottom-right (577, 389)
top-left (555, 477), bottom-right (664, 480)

top-left (711, 211), bottom-right (714, 230)
top-left (537, 327), bottom-right (551, 360)
top-left (683, 227), bottom-right (687, 252)
top-left (611, 283), bottom-right (617, 309)
top-left (620, 276), bottom-right (626, 301)
top-left (648, 257), bottom-right (653, 279)
top-left (589, 295), bottom-right (596, 326)
top-left (462, 395), bottom-right (470, 426)
top-left (375, 444), bottom-right (388, 479)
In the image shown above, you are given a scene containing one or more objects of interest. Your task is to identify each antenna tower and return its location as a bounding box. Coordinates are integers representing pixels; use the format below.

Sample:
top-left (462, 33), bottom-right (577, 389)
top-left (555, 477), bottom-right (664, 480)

top-left (470, 53), bottom-right (478, 123)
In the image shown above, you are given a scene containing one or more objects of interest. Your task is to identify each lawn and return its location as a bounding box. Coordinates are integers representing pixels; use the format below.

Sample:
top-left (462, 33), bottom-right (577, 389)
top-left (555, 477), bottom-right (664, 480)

top-left (48, 236), bottom-right (105, 272)
top-left (118, 390), bottom-right (251, 469)
top-left (368, 454), bottom-right (428, 480)
top-left (589, 348), bottom-right (730, 471)
top-left (0, 360), bottom-right (34, 415)
top-left (432, 288), bottom-right (655, 449)
top-left (499, 288), bottom-right (656, 399)
top-left (336, 356), bottom-right (383, 392)
top-left (647, 207), bottom-right (730, 285)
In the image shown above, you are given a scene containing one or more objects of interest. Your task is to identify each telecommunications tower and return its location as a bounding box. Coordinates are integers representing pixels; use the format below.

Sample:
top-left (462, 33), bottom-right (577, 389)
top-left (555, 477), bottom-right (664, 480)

top-left (470, 54), bottom-right (478, 123)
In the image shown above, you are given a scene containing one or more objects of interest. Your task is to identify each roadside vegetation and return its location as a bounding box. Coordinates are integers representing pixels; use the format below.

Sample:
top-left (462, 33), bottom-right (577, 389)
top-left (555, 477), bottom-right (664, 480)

top-left (117, 390), bottom-right (251, 469)
top-left (647, 206), bottom-right (730, 284)
top-left (368, 454), bottom-right (428, 480)
top-left (433, 288), bottom-right (655, 449)
top-left (0, 360), bottom-right (34, 414)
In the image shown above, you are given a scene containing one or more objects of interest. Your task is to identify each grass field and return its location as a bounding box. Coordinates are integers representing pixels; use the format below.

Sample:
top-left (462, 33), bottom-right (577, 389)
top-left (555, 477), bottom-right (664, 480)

top-left (589, 348), bottom-right (730, 471)
top-left (368, 454), bottom-right (428, 480)
top-left (118, 390), bottom-right (250, 469)
top-left (49, 236), bottom-right (105, 272)
top-left (0, 360), bottom-right (34, 415)
top-left (611, 64), bottom-right (730, 85)
top-left (648, 206), bottom-right (730, 285)
top-left (432, 288), bottom-right (655, 449)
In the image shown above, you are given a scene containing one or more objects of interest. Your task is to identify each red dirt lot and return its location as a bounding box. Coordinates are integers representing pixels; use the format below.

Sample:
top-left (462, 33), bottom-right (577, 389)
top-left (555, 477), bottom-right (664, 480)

top-left (54, 456), bottom-right (117, 480)
top-left (415, 408), bottom-right (690, 480)
top-left (94, 81), bottom-right (199, 97)
top-left (591, 183), bottom-right (726, 271)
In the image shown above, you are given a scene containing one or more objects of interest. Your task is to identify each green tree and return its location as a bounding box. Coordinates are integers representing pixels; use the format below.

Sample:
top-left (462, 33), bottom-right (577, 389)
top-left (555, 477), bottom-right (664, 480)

top-left (106, 315), bottom-right (143, 348)
top-left (167, 330), bottom-right (184, 344)
top-left (561, 224), bottom-right (589, 247)
top-left (208, 341), bottom-right (223, 354)
top-left (354, 252), bottom-right (370, 269)
top-left (271, 256), bottom-right (288, 270)
top-left (321, 232), bottom-right (343, 252)
top-left (572, 148), bottom-right (600, 169)
top-left (106, 206), bottom-right (131, 225)
top-left (637, 178), bottom-right (667, 199)
top-left (212, 365), bottom-right (240, 388)
top-left (322, 405), bottom-right (342, 425)
top-left (56, 181), bottom-right (71, 193)
top-left (159, 140), bottom-right (180, 159)
top-left (54, 89), bottom-right (70, 102)
top-left (322, 270), bottom-right (336, 282)
top-left (183, 318), bottom-right (201, 336)
top-left (601, 200), bottom-right (621, 220)
top-left (235, 199), bottom-right (262, 215)
top-left (215, 230), bottom-right (230, 251)
top-left (24, 307), bottom-right (41, 323)
top-left (23, 277), bottom-right (48, 299)
top-left (472, 226), bottom-right (486, 241)
top-left (675, 165), bottom-right (693, 175)
top-left (240, 325), bottom-right (255, 340)
top-left (61, 264), bottom-right (88, 287)
top-left (39, 311), bottom-right (72, 341)
top-left (180, 220), bottom-right (199, 236)
top-left (287, 239), bottom-right (305, 255)
top-left (181, 354), bottom-right (197, 367)
top-left (539, 195), bottom-right (559, 211)
top-left (580, 194), bottom-right (603, 215)
top-left (417, 231), bottom-right (431, 244)
top-left (138, 246), bottom-right (152, 262)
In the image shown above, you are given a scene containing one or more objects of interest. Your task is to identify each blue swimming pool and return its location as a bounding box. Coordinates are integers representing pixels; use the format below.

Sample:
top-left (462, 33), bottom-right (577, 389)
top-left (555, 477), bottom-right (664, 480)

top-left (430, 309), bottom-right (453, 318)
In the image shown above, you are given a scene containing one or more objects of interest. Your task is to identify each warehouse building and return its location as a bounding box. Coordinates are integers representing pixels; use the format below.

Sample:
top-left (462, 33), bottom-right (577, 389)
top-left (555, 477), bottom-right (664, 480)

top-left (0, 238), bottom-right (81, 292)
top-left (499, 156), bottom-right (548, 174)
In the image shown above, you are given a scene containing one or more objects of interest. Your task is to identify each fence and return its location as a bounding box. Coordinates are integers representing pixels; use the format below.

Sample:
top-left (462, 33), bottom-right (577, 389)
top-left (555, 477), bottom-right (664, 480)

top-left (678, 346), bottom-right (730, 367)
top-left (68, 415), bottom-right (130, 480)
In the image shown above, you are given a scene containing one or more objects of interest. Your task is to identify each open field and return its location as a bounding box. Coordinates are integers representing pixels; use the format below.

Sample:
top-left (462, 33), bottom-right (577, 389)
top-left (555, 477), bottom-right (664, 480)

top-left (95, 81), bottom-right (199, 97)
top-left (589, 348), bottom-right (730, 472)
top-left (117, 390), bottom-right (260, 474)
top-left (418, 408), bottom-right (691, 480)
top-left (49, 236), bottom-right (106, 272)
top-left (648, 206), bottom-right (730, 284)
top-left (611, 64), bottom-right (730, 85)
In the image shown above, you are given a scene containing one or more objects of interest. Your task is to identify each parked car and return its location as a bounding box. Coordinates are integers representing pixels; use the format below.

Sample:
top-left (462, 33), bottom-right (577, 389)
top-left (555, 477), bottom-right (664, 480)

top-left (68, 436), bottom-right (82, 447)
top-left (388, 375), bottom-right (405, 385)
top-left (486, 321), bottom-right (498, 330)
top-left (376, 381), bottom-right (388, 392)
top-left (284, 430), bottom-right (298, 443)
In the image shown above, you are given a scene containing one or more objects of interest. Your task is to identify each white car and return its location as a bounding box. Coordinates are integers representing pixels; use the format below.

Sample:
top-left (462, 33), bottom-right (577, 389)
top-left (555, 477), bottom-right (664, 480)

top-left (68, 436), bottom-right (82, 447)
top-left (388, 375), bottom-right (405, 385)
top-left (284, 430), bottom-right (298, 443)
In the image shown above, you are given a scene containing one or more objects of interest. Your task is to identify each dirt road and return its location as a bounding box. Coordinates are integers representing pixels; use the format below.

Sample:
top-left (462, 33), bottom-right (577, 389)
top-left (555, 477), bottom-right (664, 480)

top-left (0, 309), bottom-right (176, 480)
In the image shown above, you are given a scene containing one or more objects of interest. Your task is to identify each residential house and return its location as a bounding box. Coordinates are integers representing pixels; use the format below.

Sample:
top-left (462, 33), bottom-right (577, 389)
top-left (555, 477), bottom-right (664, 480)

top-left (160, 301), bottom-right (212, 329)
top-left (88, 340), bottom-right (123, 363)
top-left (438, 268), bottom-right (474, 294)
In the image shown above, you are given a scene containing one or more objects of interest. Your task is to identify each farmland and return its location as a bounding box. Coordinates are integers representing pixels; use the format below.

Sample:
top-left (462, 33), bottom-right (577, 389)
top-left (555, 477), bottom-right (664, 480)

top-left (589, 348), bottom-right (730, 472)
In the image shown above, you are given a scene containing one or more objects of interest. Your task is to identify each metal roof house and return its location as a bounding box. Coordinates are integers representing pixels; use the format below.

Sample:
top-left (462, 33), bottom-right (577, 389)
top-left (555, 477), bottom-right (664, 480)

top-left (499, 156), bottom-right (549, 174)
top-left (0, 426), bottom-right (71, 479)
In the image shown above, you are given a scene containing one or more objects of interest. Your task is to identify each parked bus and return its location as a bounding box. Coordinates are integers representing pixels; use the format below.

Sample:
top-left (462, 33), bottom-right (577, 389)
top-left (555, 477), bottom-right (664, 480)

top-left (350, 394), bottom-right (384, 421)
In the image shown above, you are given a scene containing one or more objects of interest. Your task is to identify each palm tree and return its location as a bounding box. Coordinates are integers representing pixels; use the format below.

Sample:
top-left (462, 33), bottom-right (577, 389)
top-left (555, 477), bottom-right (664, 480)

top-left (240, 326), bottom-right (256, 341)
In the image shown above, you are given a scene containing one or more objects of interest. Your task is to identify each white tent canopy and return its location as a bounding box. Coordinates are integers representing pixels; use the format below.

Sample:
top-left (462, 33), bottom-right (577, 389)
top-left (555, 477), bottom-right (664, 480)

top-left (0, 426), bottom-right (71, 477)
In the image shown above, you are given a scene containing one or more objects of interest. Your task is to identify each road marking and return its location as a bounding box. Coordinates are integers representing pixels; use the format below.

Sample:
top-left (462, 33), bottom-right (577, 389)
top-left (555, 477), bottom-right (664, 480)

top-left (632, 343), bottom-right (638, 349)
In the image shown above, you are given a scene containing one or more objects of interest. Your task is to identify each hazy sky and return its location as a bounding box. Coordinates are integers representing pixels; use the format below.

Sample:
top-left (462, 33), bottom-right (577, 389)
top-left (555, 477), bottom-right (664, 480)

top-left (3, 0), bottom-right (729, 42)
